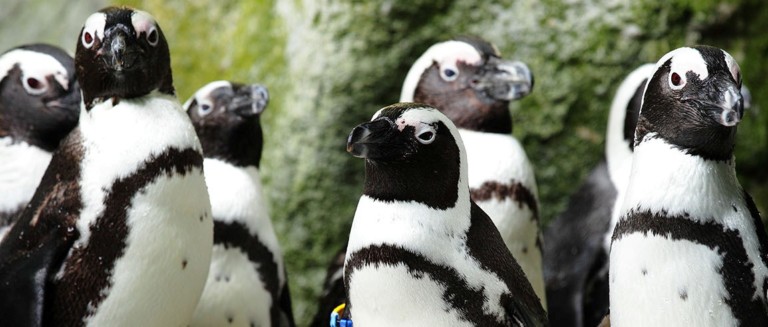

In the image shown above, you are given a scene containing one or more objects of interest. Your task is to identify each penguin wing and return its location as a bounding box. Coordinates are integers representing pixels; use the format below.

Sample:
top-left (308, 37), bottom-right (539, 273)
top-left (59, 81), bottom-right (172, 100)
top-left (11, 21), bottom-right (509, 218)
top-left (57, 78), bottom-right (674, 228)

top-left (278, 271), bottom-right (297, 327)
top-left (466, 201), bottom-right (548, 326)
top-left (309, 245), bottom-right (347, 327)
top-left (542, 161), bottom-right (617, 327)
top-left (0, 131), bottom-right (83, 326)
top-left (744, 189), bottom-right (768, 298)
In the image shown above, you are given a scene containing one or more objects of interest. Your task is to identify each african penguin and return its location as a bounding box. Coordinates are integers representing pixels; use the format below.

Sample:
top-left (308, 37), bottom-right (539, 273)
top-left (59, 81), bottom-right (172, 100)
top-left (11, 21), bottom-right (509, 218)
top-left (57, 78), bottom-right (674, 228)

top-left (0, 44), bottom-right (80, 238)
top-left (344, 103), bottom-right (547, 326)
top-left (399, 36), bottom-right (545, 308)
top-left (0, 7), bottom-right (213, 326)
top-left (183, 81), bottom-right (295, 327)
top-left (609, 45), bottom-right (768, 326)
top-left (542, 63), bottom-right (654, 327)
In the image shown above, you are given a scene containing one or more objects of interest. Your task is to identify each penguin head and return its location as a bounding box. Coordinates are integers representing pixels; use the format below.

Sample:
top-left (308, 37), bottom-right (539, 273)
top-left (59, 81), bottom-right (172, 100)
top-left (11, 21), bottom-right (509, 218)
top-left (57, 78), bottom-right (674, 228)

top-left (347, 102), bottom-right (467, 209)
top-left (75, 7), bottom-right (173, 109)
top-left (0, 44), bottom-right (81, 151)
top-left (400, 36), bottom-right (533, 134)
top-left (184, 81), bottom-right (269, 168)
top-left (636, 45), bottom-right (744, 160)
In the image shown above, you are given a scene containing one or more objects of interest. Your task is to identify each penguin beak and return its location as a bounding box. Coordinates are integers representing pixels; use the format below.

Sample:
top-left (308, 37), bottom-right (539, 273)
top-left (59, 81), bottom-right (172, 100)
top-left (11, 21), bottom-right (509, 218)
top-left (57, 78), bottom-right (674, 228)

top-left (102, 25), bottom-right (138, 72)
top-left (475, 57), bottom-right (534, 101)
top-left (228, 84), bottom-right (269, 117)
top-left (347, 117), bottom-right (406, 160)
top-left (45, 79), bottom-right (82, 114)
top-left (685, 76), bottom-right (744, 127)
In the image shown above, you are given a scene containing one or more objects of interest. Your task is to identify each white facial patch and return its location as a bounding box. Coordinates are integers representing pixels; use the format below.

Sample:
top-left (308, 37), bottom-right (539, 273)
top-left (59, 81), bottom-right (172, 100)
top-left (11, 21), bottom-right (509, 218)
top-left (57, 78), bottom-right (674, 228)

top-left (131, 10), bottom-right (157, 37)
top-left (394, 107), bottom-right (442, 131)
top-left (657, 47), bottom-right (709, 90)
top-left (82, 12), bottom-right (107, 48)
top-left (183, 80), bottom-right (231, 112)
top-left (0, 49), bottom-right (69, 95)
top-left (723, 50), bottom-right (741, 84)
top-left (400, 41), bottom-right (483, 102)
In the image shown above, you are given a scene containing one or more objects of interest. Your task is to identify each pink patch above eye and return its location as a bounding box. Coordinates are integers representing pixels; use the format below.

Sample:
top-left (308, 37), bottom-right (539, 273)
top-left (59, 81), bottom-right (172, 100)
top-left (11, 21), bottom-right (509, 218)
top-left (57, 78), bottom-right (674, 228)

top-left (671, 72), bottom-right (682, 86)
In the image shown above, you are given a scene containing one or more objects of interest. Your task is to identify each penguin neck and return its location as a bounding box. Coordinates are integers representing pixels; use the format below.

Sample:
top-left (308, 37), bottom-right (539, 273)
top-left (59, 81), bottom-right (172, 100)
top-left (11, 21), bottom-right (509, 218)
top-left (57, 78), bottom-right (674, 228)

top-left (198, 119), bottom-right (263, 168)
top-left (622, 135), bottom-right (741, 224)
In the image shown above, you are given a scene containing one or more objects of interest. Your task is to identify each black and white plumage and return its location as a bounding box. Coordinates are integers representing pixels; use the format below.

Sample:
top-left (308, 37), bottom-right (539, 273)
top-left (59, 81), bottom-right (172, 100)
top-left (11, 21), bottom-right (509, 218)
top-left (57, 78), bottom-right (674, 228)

top-left (183, 80), bottom-right (295, 327)
top-left (0, 7), bottom-right (212, 326)
top-left (0, 44), bottom-right (80, 237)
top-left (344, 103), bottom-right (547, 326)
top-left (399, 36), bottom-right (545, 307)
top-left (609, 45), bottom-right (768, 326)
top-left (543, 64), bottom-right (654, 327)
top-left (311, 37), bottom-right (542, 324)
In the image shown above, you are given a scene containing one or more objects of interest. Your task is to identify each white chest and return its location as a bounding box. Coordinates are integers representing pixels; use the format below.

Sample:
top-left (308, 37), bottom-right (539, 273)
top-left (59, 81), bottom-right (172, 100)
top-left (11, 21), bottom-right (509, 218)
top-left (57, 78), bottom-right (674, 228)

top-left (71, 95), bottom-right (213, 326)
top-left (346, 196), bottom-right (510, 322)
top-left (610, 233), bottom-right (734, 326)
top-left (0, 138), bottom-right (52, 213)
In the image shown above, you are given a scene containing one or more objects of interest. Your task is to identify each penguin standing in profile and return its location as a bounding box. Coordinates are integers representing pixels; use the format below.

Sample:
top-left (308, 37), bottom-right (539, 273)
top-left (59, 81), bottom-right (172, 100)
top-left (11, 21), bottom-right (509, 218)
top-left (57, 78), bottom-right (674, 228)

top-left (344, 103), bottom-right (547, 326)
top-left (542, 64), bottom-right (654, 327)
top-left (609, 45), bottom-right (768, 326)
top-left (0, 7), bottom-right (213, 326)
top-left (399, 36), bottom-right (544, 308)
top-left (184, 80), bottom-right (295, 327)
top-left (0, 44), bottom-right (81, 237)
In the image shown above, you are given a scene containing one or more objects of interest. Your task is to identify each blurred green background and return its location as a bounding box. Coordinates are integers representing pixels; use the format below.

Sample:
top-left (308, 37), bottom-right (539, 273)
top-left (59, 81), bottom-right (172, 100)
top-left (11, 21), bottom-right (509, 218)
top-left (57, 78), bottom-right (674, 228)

top-left (4, 0), bottom-right (766, 324)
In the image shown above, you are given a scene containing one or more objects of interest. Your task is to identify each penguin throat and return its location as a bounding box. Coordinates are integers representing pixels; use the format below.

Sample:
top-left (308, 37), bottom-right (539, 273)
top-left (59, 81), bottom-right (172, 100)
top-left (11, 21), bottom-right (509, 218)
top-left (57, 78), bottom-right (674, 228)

top-left (413, 89), bottom-right (512, 134)
top-left (635, 115), bottom-right (736, 162)
top-left (197, 120), bottom-right (263, 168)
top-left (363, 159), bottom-right (460, 210)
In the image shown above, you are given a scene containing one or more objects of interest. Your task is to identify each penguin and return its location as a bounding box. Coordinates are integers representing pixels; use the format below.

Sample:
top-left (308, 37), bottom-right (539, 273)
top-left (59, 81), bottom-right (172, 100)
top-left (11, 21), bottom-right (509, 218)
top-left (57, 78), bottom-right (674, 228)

top-left (310, 37), bottom-right (541, 325)
top-left (0, 44), bottom-right (81, 237)
top-left (183, 80), bottom-right (295, 327)
top-left (344, 103), bottom-right (548, 326)
top-left (398, 36), bottom-right (545, 309)
top-left (0, 7), bottom-right (213, 326)
top-left (542, 63), bottom-right (655, 327)
top-left (609, 45), bottom-right (768, 326)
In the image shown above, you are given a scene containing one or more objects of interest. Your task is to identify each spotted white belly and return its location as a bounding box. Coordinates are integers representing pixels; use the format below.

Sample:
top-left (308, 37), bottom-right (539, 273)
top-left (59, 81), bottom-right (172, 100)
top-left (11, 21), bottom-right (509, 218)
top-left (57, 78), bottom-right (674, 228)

top-left (348, 264), bottom-right (474, 327)
top-left (191, 245), bottom-right (272, 327)
top-left (610, 233), bottom-right (734, 327)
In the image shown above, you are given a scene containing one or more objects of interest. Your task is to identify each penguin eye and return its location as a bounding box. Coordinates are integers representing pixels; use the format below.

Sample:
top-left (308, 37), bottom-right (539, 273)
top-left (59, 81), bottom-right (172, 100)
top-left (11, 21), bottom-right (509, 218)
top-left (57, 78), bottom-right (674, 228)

top-left (440, 65), bottom-right (459, 82)
top-left (669, 72), bottom-right (685, 90)
top-left (415, 124), bottom-right (437, 144)
top-left (23, 77), bottom-right (47, 95)
top-left (146, 27), bottom-right (159, 46)
top-left (83, 31), bottom-right (95, 48)
top-left (198, 102), bottom-right (214, 116)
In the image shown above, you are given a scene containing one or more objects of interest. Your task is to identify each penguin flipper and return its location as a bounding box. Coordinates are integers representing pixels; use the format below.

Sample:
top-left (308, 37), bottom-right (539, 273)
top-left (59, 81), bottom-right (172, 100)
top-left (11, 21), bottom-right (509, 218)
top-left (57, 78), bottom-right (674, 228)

top-left (542, 161), bottom-right (617, 327)
top-left (466, 202), bottom-right (548, 326)
top-left (309, 245), bottom-right (347, 327)
top-left (278, 276), bottom-right (296, 327)
top-left (0, 226), bottom-right (71, 327)
top-left (0, 132), bottom-right (82, 325)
